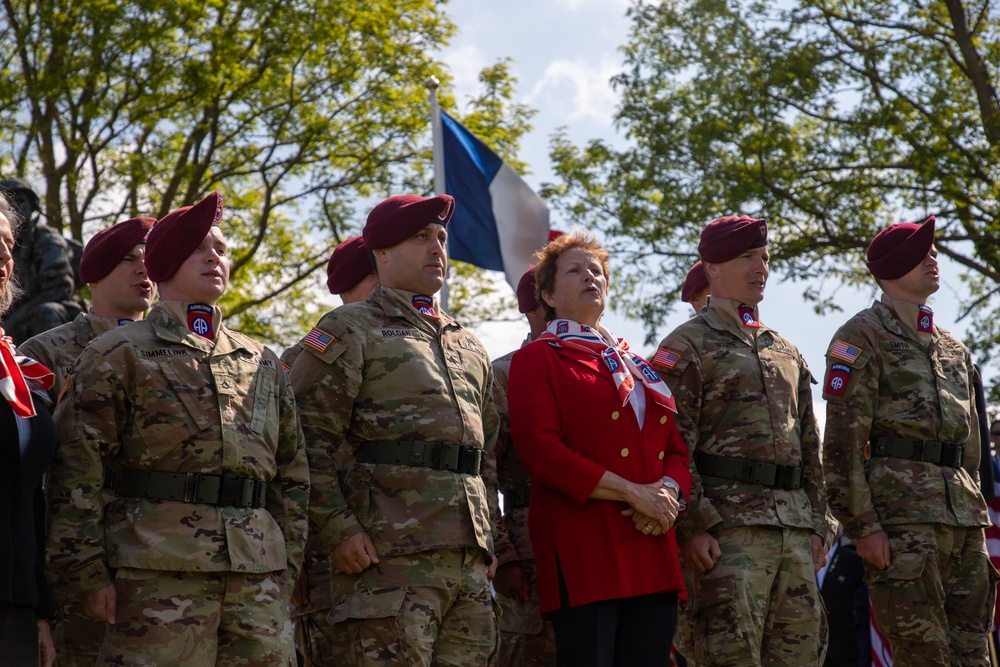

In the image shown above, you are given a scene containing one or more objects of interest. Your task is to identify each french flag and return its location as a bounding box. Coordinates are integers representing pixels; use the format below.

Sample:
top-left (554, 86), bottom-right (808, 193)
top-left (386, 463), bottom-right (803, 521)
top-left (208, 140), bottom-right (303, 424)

top-left (439, 111), bottom-right (550, 290)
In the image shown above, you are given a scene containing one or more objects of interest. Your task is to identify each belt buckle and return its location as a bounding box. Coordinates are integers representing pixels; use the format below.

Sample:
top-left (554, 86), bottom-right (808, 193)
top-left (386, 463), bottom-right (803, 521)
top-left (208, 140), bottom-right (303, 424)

top-left (922, 440), bottom-right (942, 464)
top-left (741, 458), bottom-right (758, 484)
top-left (183, 472), bottom-right (198, 503)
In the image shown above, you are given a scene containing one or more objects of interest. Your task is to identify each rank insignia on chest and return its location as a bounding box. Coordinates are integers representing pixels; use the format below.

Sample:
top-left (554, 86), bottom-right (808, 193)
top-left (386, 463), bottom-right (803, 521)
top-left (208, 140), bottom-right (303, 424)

top-left (186, 303), bottom-right (214, 340)
top-left (829, 339), bottom-right (862, 364)
top-left (652, 347), bottom-right (680, 370)
top-left (303, 327), bottom-right (334, 353)
top-left (826, 363), bottom-right (852, 396)
top-left (917, 305), bottom-right (933, 333)
top-left (738, 305), bottom-right (759, 328)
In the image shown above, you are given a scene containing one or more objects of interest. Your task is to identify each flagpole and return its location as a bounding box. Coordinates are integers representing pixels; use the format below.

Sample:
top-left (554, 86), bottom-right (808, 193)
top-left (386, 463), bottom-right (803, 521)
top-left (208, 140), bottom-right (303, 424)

top-left (426, 75), bottom-right (449, 311)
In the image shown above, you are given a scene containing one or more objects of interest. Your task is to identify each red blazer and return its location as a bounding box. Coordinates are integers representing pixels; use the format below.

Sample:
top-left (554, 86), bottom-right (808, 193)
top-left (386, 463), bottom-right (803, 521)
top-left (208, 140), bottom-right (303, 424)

top-left (508, 339), bottom-right (691, 614)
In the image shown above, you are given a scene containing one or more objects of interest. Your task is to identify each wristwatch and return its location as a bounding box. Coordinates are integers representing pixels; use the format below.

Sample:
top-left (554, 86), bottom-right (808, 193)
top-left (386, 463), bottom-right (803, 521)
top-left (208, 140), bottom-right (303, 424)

top-left (661, 477), bottom-right (680, 495)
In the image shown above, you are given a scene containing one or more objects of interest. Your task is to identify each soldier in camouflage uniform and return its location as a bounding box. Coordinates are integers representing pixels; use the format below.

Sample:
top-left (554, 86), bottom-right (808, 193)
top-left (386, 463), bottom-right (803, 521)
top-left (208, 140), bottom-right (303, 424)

top-left (287, 193), bottom-right (501, 666)
top-left (20, 216), bottom-right (156, 409)
top-left (822, 216), bottom-right (997, 666)
top-left (19, 215), bottom-right (156, 666)
top-left (652, 216), bottom-right (828, 667)
top-left (281, 235), bottom-right (378, 667)
top-left (681, 260), bottom-right (710, 315)
top-left (0, 178), bottom-right (83, 344)
top-left (492, 266), bottom-right (557, 667)
top-left (46, 191), bottom-right (309, 666)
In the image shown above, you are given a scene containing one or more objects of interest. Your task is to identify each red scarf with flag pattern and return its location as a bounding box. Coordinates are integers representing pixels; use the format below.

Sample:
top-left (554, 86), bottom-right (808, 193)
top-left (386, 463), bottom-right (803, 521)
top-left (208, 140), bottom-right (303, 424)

top-left (0, 328), bottom-right (54, 418)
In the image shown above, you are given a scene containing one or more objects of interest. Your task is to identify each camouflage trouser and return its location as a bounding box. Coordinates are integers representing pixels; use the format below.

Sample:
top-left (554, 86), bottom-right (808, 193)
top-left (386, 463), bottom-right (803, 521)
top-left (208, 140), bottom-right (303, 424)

top-left (495, 559), bottom-right (557, 667)
top-left (672, 560), bottom-right (697, 665)
top-left (328, 547), bottom-right (497, 666)
top-left (690, 525), bottom-right (827, 666)
top-left (52, 596), bottom-right (106, 666)
top-left (97, 568), bottom-right (295, 666)
top-left (292, 560), bottom-right (334, 667)
top-left (866, 523), bottom-right (998, 666)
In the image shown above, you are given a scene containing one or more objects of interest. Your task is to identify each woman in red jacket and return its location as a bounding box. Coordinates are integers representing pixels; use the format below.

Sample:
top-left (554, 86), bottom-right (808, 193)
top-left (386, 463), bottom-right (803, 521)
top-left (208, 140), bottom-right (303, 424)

top-left (508, 233), bottom-right (691, 667)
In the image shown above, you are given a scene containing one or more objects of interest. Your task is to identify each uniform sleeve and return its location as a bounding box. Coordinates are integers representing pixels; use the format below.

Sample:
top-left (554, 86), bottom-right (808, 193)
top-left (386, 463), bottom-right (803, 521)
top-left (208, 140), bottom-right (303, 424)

top-left (821, 332), bottom-right (882, 540)
top-left (661, 415), bottom-right (693, 503)
top-left (963, 357), bottom-right (984, 484)
top-left (487, 363), bottom-right (517, 566)
top-left (655, 337), bottom-right (724, 543)
top-left (508, 345), bottom-right (607, 507)
top-left (479, 365), bottom-right (506, 564)
top-left (288, 325), bottom-right (365, 554)
top-left (797, 356), bottom-right (828, 537)
top-left (46, 348), bottom-right (123, 598)
top-left (270, 358), bottom-right (310, 578)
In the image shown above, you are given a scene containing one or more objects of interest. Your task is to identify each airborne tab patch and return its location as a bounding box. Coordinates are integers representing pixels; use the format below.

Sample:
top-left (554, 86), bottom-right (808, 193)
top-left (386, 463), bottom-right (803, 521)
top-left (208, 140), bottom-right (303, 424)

top-left (829, 340), bottom-right (862, 365)
top-left (826, 363), bottom-right (852, 396)
top-left (303, 327), bottom-right (334, 353)
top-left (652, 347), bottom-right (681, 370)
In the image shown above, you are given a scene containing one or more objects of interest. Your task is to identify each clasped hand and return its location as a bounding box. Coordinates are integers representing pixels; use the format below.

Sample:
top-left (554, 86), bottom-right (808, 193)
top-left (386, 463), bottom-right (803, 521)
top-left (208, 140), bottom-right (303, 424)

top-left (621, 481), bottom-right (679, 537)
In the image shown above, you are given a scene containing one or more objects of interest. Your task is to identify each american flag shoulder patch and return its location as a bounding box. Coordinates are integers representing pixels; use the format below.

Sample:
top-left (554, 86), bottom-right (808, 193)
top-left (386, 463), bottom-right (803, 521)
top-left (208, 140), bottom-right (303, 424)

top-left (652, 346), bottom-right (681, 370)
top-left (829, 339), bottom-right (862, 364)
top-left (303, 327), bottom-right (334, 353)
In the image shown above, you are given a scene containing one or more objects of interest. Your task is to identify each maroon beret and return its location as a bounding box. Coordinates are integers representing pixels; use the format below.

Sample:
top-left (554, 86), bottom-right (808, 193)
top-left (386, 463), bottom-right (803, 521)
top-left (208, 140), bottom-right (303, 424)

top-left (146, 191), bottom-right (224, 282)
top-left (79, 216), bottom-right (156, 284)
top-left (516, 265), bottom-right (539, 314)
top-left (698, 215), bottom-right (768, 263)
top-left (362, 194), bottom-right (454, 250)
top-left (866, 216), bottom-right (936, 281)
top-left (681, 261), bottom-right (709, 303)
top-left (326, 236), bottom-right (373, 295)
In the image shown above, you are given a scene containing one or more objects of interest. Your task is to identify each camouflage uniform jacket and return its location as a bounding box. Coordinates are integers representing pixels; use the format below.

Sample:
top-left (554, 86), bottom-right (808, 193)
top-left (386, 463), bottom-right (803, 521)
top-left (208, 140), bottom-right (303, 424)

top-left (654, 298), bottom-right (826, 544)
top-left (287, 286), bottom-right (500, 560)
top-left (46, 302), bottom-right (310, 599)
top-left (18, 311), bottom-right (120, 409)
top-left (822, 294), bottom-right (989, 540)
top-left (492, 336), bottom-right (534, 565)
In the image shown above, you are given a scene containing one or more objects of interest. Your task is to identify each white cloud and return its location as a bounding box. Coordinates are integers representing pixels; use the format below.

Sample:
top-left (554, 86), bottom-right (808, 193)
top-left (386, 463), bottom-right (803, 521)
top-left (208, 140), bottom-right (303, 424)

top-left (552, 0), bottom-right (630, 10)
top-left (443, 44), bottom-right (489, 102)
top-left (526, 57), bottom-right (621, 122)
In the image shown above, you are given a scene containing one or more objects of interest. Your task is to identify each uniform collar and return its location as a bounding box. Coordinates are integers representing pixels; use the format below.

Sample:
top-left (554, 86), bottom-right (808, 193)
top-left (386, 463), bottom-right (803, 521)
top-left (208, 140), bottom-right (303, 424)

top-left (375, 286), bottom-right (458, 332)
top-left (701, 297), bottom-right (771, 345)
top-left (149, 301), bottom-right (246, 353)
top-left (878, 294), bottom-right (934, 346)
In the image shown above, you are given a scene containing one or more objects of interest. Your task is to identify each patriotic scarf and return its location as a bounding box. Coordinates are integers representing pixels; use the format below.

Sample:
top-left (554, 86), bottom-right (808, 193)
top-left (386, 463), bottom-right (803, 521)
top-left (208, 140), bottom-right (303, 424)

top-left (539, 319), bottom-right (676, 412)
top-left (0, 328), bottom-right (54, 418)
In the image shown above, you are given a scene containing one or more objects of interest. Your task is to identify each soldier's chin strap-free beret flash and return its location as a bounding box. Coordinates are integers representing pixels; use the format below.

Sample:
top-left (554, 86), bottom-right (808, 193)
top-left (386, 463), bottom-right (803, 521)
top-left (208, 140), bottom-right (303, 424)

top-left (79, 216), bottom-right (157, 284)
top-left (698, 215), bottom-right (768, 264)
top-left (516, 265), bottom-right (539, 314)
top-left (145, 191), bottom-right (224, 283)
top-left (326, 236), bottom-right (373, 295)
top-left (681, 261), bottom-right (709, 303)
top-left (866, 216), bottom-right (936, 281)
top-left (362, 194), bottom-right (455, 251)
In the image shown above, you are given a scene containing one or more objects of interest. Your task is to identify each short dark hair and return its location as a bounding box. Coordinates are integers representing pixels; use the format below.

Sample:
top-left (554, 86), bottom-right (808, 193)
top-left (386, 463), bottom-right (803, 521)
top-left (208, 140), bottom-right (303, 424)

top-left (533, 233), bottom-right (610, 322)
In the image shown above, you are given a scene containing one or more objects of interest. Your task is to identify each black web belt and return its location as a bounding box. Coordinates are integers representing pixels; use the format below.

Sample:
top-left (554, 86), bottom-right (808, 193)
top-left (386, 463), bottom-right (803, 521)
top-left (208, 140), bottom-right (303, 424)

top-left (356, 440), bottom-right (483, 475)
top-left (695, 451), bottom-right (803, 490)
top-left (104, 468), bottom-right (267, 509)
top-left (503, 486), bottom-right (531, 512)
top-left (869, 436), bottom-right (964, 468)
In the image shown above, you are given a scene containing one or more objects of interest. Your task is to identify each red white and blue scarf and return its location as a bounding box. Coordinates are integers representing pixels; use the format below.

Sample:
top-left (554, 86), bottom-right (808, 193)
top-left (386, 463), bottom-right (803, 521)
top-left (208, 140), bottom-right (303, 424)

top-left (0, 328), bottom-right (54, 418)
top-left (539, 319), bottom-right (676, 412)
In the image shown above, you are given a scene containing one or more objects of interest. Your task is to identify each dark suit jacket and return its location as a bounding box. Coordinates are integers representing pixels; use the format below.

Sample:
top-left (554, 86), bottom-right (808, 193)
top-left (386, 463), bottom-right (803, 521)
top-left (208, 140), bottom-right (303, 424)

top-left (0, 396), bottom-right (55, 617)
top-left (509, 339), bottom-right (692, 614)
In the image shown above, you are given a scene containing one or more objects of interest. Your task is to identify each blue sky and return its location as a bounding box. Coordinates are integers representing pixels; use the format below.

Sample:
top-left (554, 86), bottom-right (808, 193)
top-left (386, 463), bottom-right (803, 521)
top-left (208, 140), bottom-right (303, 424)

top-left (439, 0), bottom-right (984, 424)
